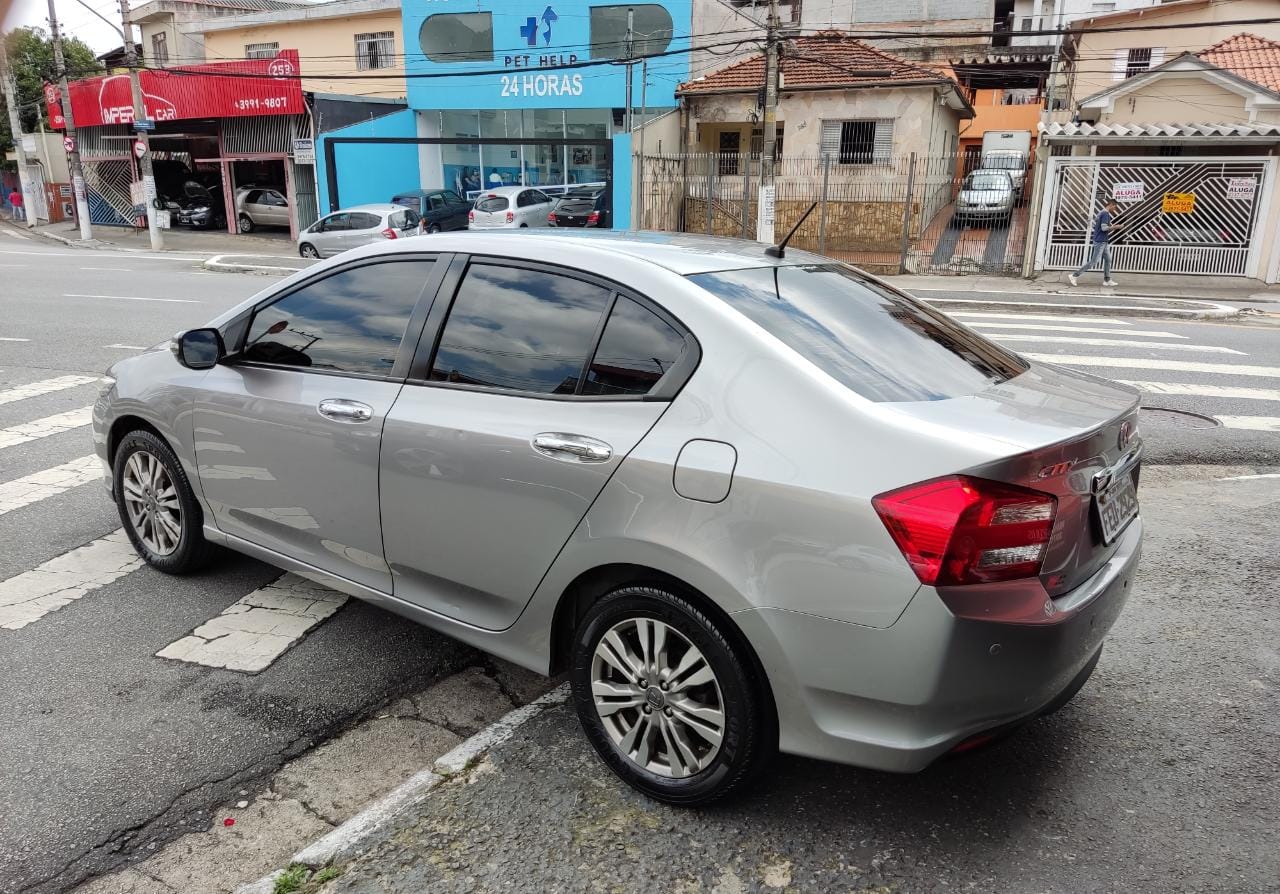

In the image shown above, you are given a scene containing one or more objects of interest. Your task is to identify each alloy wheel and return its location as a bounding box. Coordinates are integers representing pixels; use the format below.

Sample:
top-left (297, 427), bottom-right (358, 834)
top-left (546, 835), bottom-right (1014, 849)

top-left (121, 450), bottom-right (183, 556)
top-left (591, 617), bottom-right (726, 778)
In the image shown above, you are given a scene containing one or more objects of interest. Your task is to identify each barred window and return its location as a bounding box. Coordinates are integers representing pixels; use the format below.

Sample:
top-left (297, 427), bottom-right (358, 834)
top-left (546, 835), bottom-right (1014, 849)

top-left (820, 119), bottom-right (893, 165)
top-left (151, 32), bottom-right (169, 66)
top-left (355, 31), bottom-right (395, 70)
top-left (244, 42), bottom-right (279, 60)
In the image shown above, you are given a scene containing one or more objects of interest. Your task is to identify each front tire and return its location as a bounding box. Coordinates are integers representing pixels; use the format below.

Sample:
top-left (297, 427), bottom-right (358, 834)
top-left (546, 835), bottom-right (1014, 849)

top-left (571, 585), bottom-right (773, 805)
top-left (113, 430), bottom-right (215, 574)
top-left (238, 214), bottom-right (254, 233)
top-left (299, 242), bottom-right (319, 258)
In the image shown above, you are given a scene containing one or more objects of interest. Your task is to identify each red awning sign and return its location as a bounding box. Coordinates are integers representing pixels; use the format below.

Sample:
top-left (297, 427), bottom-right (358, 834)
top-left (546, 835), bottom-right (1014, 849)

top-left (46, 51), bottom-right (303, 129)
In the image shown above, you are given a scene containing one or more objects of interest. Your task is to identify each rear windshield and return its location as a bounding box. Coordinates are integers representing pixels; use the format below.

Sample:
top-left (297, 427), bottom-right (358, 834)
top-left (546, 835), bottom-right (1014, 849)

top-left (688, 264), bottom-right (1026, 402)
top-left (476, 196), bottom-right (509, 212)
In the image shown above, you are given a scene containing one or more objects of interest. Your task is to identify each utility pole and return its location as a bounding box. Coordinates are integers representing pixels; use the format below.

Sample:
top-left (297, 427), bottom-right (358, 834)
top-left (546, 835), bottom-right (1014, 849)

top-left (624, 7), bottom-right (634, 132)
top-left (118, 0), bottom-right (163, 249)
top-left (1, 45), bottom-right (39, 228)
top-left (47, 0), bottom-right (93, 239)
top-left (755, 0), bottom-right (780, 243)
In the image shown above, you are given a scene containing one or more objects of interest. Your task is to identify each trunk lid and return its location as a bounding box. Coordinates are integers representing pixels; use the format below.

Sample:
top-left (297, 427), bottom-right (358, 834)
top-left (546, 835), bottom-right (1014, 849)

top-left (885, 361), bottom-right (1141, 596)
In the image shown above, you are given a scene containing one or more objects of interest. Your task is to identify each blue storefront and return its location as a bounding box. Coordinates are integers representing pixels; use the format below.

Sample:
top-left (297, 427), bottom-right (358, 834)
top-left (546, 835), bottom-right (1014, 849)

top-left (318, 1), bottom-right (691, 227)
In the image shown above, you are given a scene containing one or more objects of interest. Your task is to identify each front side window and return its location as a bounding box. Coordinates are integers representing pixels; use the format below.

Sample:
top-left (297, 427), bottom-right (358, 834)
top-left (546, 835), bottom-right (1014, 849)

top-left (582, 296), bottom-right (685, 396)
top-left (243, 260), bottom-right (435, 375)
top-left (244, 41), bottom-right (279, 60)
top-left (317, 213), bottom-right (349, 232)
top-left (420, 12), bottom-right (493, 63)
top-left (355, 31), bottom-right (395, 70)
top-left (589, 5), bottom-right (673, 60)
top-left (430, 264), bottom-right (612, 394)
top-left (688, 265), bottom-right (1025, 402)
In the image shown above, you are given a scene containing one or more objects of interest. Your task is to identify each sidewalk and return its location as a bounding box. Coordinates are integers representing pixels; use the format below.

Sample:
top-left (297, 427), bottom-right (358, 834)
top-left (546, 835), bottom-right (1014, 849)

top-left (13, 219), bottom-right (297, 257)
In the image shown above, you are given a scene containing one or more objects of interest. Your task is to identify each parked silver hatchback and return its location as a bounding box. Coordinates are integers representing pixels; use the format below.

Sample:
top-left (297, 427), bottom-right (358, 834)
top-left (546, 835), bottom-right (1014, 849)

top-left (298, 203), bottom-right (420, 258)
top-left (93, 232), bottom-right (1143, 804)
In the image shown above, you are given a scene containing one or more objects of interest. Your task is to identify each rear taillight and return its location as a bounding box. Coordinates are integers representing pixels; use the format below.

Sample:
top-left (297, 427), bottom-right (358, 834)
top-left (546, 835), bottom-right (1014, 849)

top-left (873, 476), bottom-right (1057, 586)
top-left (548, 211), bottom-right (556, 223)
top-left (468, 210), bottom-right (475, 222)
top-left (381, 227), bottom-right (397, 240)
top-left (587, 210), bottom-right (600, 225)
top-left (506, 211), bottom-right (514, 224)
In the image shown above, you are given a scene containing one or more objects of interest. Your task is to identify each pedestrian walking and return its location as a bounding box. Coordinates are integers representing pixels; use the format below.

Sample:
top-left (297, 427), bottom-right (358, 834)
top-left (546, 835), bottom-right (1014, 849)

top-left (1068, 198), bottom-right (1120, 286)
top-left (7, 187), bottom-right (23, 222)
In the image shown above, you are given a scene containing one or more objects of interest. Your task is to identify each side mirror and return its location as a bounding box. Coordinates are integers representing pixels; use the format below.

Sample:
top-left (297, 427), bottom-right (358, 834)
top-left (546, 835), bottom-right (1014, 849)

top-left (174, 328), bottom-right (224, 370)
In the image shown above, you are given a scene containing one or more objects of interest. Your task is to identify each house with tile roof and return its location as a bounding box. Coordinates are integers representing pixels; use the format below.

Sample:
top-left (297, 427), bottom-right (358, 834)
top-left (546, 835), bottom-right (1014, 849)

top-left (676, 34), bottom-right (974, 162)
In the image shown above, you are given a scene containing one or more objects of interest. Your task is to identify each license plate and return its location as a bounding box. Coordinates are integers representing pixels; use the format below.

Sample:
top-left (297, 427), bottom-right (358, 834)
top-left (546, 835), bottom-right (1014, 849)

top-left (1096, 473), bottom-right (1139, 544)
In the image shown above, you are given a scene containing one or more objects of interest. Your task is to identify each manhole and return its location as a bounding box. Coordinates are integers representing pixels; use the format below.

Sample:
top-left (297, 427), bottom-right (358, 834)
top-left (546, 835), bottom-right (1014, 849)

top-left (1139, 407), bottom-right (1221, 429)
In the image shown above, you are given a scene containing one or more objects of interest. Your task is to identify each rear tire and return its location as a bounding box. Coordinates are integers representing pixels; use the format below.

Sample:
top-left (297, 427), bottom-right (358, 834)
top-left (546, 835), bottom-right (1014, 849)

top-left (571, 585), bottom-right (774, 806)
top-left (427, 223), bottom-right (441, 234)
top-left (113, 430), bottom-right (216, 574)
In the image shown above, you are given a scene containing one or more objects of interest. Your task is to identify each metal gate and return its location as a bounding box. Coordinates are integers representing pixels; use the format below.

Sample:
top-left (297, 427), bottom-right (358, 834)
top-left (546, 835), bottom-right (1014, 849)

top-left (1038, 156), bottom-right (1274, 277)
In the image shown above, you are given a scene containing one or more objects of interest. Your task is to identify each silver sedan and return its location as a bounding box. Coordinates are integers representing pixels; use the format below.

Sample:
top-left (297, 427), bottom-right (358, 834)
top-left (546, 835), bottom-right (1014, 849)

top-left (93, 232), bottom-right (1143, 804)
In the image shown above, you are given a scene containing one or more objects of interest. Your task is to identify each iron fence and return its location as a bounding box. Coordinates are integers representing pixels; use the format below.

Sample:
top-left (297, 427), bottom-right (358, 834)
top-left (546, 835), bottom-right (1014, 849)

top-left (635, 152), bottom-right (1029, 276)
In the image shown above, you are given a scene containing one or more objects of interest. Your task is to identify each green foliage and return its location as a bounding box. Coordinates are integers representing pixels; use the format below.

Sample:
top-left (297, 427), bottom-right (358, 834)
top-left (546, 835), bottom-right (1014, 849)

top-left (312, 866), bottom-right (342, 884)
top-left (2, 26), bottom-right (102, 154)
top-left (272, 864), bottom-right (308, 894)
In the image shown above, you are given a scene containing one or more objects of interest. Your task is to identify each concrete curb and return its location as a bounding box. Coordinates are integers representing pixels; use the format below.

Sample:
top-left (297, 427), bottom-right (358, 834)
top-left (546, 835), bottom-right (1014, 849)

top-left (233, 684), bottom-right (570, 892)
top-left (204, 254), bottom-right (313, 275)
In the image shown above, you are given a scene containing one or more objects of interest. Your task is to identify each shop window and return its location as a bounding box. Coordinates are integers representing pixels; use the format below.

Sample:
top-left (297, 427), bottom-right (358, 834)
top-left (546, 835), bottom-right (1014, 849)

top-left (151, 32), bottom-right (169, 66)
top-left (244, 41), bottom-right (279, 60)
top-left (820, 119), bottom-right (892, 165)
top-left (589, 5), bottom-right (673, 60)
top-left (420, 12), bottom-right (493, 63)
top-left (355, 31), bottom-right (395, 70)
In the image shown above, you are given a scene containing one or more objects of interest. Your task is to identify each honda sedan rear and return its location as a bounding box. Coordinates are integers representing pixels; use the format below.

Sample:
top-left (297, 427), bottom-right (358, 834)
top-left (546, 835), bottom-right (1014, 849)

top-left (93, 232), bottom-right (1141, 806)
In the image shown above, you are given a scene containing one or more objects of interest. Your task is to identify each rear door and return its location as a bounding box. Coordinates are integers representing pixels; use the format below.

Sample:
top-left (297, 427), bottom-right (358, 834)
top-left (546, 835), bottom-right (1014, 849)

top-left (195, 256), bottom-right (446, 591)
top-left (380, 257), bottom-right (697, 629)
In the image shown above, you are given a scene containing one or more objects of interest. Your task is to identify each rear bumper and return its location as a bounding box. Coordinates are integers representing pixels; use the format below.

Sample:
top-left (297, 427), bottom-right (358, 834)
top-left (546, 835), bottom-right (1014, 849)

top-left (737, 515), bottom-right (1142, 772)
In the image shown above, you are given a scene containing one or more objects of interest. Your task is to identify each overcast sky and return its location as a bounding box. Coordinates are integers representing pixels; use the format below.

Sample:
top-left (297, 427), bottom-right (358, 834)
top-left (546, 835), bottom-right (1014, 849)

top-left (4, 0), bottom-right (126, 55)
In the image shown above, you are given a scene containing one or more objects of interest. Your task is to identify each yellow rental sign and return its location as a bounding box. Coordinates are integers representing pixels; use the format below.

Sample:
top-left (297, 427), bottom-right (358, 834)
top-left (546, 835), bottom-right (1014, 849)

top-left (1162, 192), bottom-right (1196, 214)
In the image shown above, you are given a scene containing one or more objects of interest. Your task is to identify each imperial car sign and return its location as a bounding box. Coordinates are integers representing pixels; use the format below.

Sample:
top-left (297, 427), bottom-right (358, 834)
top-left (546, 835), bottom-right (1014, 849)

top-left (46, 51), bottom-right (304, 128)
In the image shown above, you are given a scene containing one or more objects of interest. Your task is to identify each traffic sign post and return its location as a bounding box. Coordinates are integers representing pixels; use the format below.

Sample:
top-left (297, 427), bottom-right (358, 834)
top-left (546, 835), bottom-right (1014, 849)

top-left (133, 140), bottom-right (146, 159)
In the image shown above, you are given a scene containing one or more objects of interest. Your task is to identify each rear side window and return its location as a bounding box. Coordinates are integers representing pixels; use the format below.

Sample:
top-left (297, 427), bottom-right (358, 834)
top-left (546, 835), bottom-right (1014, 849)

top-left (582, 297), bottom-right (685, 396)
top-left (244, 260), bottom-right (434, 375)
top-left (688, 265), bottom-right (1025, 402)
top-left (350, 212), bottom-right (381, 230)
top-left (476, 195), bottom-right (509, 212)
top-left (430, 264), bottom-right (611, 394)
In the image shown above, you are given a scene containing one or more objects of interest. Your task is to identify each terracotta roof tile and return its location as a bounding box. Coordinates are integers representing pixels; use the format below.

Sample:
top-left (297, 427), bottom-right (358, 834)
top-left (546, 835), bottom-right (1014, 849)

top-left (1199, 32), bottom-right (1280, 94)
top-left (678, 34), bottom-right (951, 94)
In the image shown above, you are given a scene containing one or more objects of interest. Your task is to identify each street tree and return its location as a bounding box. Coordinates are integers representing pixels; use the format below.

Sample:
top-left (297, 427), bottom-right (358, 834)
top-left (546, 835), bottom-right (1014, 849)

top-left (1, 26), bottom-right (101, 154)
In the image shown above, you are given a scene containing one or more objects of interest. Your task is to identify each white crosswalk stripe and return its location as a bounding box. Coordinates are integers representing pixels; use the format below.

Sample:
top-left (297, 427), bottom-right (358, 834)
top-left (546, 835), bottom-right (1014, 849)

top-left (971, 323), bottom-right (1185, 338)
top-left (0, 407), bottom-right (93, 450)
top-left (1216, 416), bottom-right (1280, 432)
top-left (1118, 381), bottom-right (1280, 401)
top-left (951, 312), bottom-right (1131, 325)
top-left (990, 335), bottom-right (1246, 354)
top-left (1023, 354), bottom-right (1280, 378)
top-left (0, 530), bottom-right (141, 630)
top-left (0, 455), bottom-right (102, 516)
top-left (0, 375), bottom-right (99, 406)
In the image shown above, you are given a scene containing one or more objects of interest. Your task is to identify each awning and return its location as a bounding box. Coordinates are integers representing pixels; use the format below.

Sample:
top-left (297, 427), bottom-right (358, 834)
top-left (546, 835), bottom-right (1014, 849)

top-left (1039, 121), bottom-right (1280, 143)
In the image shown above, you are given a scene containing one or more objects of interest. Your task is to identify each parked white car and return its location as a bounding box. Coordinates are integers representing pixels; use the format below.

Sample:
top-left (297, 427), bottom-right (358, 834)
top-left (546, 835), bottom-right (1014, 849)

top-left (297, 204), bottom-right (420, 258)
top-left (468, 186), bottom-right (554, 229)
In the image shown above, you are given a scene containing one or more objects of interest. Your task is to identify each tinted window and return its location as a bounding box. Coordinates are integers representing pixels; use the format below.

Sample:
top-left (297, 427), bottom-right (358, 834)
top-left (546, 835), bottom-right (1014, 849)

top-left (590, 5), bottom-right (672, 60)
top-left (688, 265), bottom-right (1026, 402)
top-left (443, 191), bottom-right (465, 205)
top-left (583, 297), bottom-right (685, 396)
top-left (428, 194), bottom-right (446, 211)
top-left (476, 196), bottom-right (509, 212)
top-left (420, 11), bottom-right (492, 62)
top-left (244, 260), bottom-right (434, 375)
top-left (244, 190), bottom-right (263, 204)
top-left (318, 213), bottom-right (349, 232)
top-left (391, 195), bottom-right (417, 209)
top-left (430, 264), bottom-right (611, 394)
top-left (350, 212), bottom-right (382, 230)
top-left (531, 190), bottom-right (551, 204)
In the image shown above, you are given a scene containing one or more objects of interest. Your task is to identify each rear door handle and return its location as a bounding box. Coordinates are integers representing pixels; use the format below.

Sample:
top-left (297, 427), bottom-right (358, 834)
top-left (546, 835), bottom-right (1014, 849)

top-left (318, 399), bottom-right (373, 423)
top-left (532, 432), bottom-right (612, 463)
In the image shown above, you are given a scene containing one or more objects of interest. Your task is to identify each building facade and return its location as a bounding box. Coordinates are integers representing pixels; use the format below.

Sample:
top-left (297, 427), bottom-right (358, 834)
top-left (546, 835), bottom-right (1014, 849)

top-left (317, 0), bottom-right (693, 223)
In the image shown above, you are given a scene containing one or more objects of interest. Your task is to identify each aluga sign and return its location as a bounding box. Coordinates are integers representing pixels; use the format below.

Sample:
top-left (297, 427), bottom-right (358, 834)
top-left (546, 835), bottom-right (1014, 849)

top-left (403, 0), bottom-right (692, 110)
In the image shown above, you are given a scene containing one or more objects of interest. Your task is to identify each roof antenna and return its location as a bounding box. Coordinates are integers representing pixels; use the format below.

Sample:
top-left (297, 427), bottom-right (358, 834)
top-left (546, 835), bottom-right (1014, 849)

top-left (765, 201), bottom-right (818, 258)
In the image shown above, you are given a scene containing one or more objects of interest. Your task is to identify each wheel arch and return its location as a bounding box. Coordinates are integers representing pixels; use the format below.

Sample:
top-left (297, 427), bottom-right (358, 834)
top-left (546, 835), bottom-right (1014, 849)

top-left (108, 414), bottom-right (167, 467)
top-left (547, 562), bottom-right (778, 738)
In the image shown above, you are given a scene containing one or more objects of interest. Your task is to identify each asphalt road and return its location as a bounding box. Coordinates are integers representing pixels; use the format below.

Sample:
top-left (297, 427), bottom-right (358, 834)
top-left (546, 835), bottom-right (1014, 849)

top-left (0, 232), bottom-right (1276, 893)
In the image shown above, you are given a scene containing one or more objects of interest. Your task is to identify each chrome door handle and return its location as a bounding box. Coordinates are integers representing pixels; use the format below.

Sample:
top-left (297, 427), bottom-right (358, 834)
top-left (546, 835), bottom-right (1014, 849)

top-left (318, 399), bottom-right (373, 423)
top-left (532, 432), bottom-right (613, 463)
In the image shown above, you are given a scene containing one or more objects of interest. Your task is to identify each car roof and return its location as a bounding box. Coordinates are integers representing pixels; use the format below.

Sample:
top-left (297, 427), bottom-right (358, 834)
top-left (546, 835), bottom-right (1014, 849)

top-left (337, 230), bottom-right (830, 276)
top-left (331, 203), bottom-right (403, 214)
top-left (393, 189), bottom-right (454, 197)
top-left (478, 185), bottom-right (538, 197)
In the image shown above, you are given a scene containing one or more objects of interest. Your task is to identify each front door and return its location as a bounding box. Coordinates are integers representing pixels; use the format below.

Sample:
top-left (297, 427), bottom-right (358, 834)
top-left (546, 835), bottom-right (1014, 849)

top-left (195, 256), bottom-right (442, 591)
top-left (381, 260), bottom-right (692, 629)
